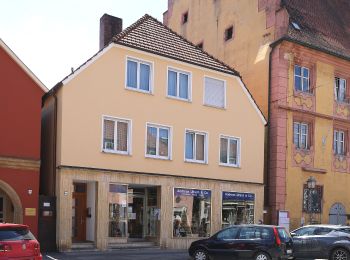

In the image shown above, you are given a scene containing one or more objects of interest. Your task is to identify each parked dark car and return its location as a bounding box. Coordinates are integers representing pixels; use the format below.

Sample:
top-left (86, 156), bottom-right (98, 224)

top-left (188, 224), bottom-right (293, 260)
top-left (291, 224), bottom-right (350, 260)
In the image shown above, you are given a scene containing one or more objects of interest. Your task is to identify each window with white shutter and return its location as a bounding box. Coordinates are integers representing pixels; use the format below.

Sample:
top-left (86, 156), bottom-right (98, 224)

top-left (102, 116), bottom-right (131, 154)
top-left (204, 77), bottom-right (226, 108)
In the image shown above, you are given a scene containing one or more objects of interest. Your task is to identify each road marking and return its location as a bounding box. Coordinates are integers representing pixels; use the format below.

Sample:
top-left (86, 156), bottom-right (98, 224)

top-left (46, 255), bottom-right (59, 260)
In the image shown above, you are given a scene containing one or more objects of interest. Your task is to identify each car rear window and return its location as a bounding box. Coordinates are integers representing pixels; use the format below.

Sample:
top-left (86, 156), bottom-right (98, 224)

top-left (0, 228), bottom-right (35, 241)
top-left (277, 228), bottom-right (291, 242)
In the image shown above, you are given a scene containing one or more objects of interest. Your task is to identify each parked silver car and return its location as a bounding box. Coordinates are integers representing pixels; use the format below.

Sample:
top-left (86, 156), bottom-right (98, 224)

top-left (291, 225), bottom-right (350, 260)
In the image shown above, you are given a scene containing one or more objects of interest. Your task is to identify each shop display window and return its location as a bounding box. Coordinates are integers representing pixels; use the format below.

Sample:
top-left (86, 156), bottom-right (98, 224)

top-left (109, 184), bottom-right (128, 237)
top-left (173, 188), bottom-right (211, 238)
top-left (222, 191), bottom-right (255, 228)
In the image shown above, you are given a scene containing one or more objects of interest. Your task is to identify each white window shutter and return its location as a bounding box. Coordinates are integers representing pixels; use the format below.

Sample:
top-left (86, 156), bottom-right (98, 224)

top-left (204, 77), bottom-right (225, 108)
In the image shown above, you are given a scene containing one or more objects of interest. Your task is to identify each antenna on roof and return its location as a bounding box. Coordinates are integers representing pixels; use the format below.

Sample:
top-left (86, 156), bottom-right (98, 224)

top-left (71, 67), bottom-right (74, 73)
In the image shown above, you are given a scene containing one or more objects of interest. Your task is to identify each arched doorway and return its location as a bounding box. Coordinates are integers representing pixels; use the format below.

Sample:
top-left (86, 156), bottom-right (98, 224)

top-left (329, 203), bottom-right (347, 225)
top-left (0, 180), bottom-right (23, 224)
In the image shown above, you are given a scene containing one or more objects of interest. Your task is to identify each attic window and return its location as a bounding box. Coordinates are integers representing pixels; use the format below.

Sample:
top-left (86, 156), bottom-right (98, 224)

top-left (225, 26), bottom-right (234, 41)
top-left (182, 11), bottom-right (188, 24)
top-left (292, 22), bottom-right (301, 30)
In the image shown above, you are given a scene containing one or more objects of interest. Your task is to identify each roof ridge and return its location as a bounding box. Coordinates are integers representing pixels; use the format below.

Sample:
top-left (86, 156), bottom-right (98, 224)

top-left (113, 14), bottom-right (151, 43)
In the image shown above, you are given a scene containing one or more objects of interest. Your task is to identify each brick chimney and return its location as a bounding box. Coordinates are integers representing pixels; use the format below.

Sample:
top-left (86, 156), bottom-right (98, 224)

top-left (99, 14), bottom-right (123, 50)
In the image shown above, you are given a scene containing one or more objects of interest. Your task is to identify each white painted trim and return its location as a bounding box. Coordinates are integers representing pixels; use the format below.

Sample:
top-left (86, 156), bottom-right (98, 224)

top-left (145, 122), bottom-right (172, 160)
top-left (63, 44), bottom-right (114, 86)
top-left (166, 66), bottom-right (192, 102)
top-left (101, 115), bottom-right (132, 155)
top-left (0, 38), bottom-right (48, 92)
top-left (218, 134), bottom-right (241, 168)
top-left (125, 55), bottom-right (154, 94)
top-left (184, 128), bottom-right (209, 164)
top-left (234, 76), bottom-right (267, 125)
top-left (203, 75), bottom-right (227, 109)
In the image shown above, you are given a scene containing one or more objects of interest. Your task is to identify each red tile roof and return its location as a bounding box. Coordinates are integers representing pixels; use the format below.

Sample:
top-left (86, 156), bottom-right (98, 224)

top-left (113, 14), bottom-right (239, 76)
top-left (282, 0), bottom-right (350, 60)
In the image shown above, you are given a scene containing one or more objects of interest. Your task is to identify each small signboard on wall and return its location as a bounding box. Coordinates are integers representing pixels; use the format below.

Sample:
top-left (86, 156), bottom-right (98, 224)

top-left (278, 210), bottom-right (290, 231)
top-left (25, 208), bottom-right (36, 216)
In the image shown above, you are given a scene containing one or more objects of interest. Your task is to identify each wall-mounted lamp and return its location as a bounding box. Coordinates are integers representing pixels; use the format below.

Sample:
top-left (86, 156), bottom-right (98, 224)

top-left (28, 189), bottom-right (33, 195)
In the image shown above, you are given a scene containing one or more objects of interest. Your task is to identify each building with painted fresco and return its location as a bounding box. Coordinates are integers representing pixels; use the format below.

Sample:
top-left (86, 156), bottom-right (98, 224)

top-left (40, 14), bottom-right (266, 251)
top-left (0, 39), bottom-right (47, 236)
top-left (164, 0), bottom-right (350, 229)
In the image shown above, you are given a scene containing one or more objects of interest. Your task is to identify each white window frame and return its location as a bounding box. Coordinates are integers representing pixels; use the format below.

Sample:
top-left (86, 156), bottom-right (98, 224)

top-left (294, 65), bottom-right (310, 92)
top-left (219, 135), bottom-right (241, 168)
top-left (184, 129), bottom-right (209, 164)
top-left (335, 77), bottom-right (347, 102)
top-left (166, 66), bottom-right (192, 102)
top-left (203, 76), bottom-right (227, 109)
top-left (294, 122), bottom-right (309, 150)
top-left (101, 115), bottom-right (132, 155)
top-left (125, 56), bottom-right (153, 94)
top-left (145, 123), bottom-right (172, 160)
top-left (334, 130), bottom-right (345, 156)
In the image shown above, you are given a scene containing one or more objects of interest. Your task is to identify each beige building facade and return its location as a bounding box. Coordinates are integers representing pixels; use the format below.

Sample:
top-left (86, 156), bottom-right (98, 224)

top-left (41, 14), bottom-right (266, 251)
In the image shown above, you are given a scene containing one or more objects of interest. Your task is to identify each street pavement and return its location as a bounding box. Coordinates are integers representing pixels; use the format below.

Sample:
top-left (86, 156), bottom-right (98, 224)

top-left (42, 249), bottom-right (324, 260)
top-left (43, 249), bottom-right (190, 260)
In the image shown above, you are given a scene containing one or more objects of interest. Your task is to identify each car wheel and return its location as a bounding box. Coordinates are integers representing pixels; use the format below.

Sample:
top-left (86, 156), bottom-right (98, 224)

top-left (193, 248), bottom-right (209, 260)
top-left (255, 251), bottom-right (271, 260)
top-left (331, 248), bottom-right (350, 260)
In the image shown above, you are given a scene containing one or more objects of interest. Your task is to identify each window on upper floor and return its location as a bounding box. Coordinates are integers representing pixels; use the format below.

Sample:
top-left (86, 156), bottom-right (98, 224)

top-left (146, 124), bottom-right (171, 160)
top-left (167, 68), bottom-right (191, 101)
top-left (293, 122), bottom-right (309, 150)
top-left (185, 130), bottom-right (208, 164)
top-left (102, 117), bottom-right (131, 154)
top-left (204, 76), bottom-right (226, 108)
top-left (334, 129), bottom-right (346, 156)
top-left (335, 77), bottom-right (347, 103)
top-left (224, 26), bottom-right (234, 41)
top-left (294, 65), bottom-right (310, 93)
top-left (126, 58), bottom-right (152, 93)
top-left (182, 11), bottom-right (188, 24)
top-left (220, 136), bottom-right (240, 167)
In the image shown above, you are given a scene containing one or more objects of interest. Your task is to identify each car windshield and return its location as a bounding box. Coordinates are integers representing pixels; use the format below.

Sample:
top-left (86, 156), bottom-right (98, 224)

top-left (0, 228), bottom-right (35, 241)
top-left (277, 227), bottom-right (291, 242)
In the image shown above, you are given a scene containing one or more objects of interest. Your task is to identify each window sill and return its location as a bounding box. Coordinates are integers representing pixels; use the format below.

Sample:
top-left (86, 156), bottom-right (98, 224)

top-left (203, 103), bottom-right (226, 110)
top-left (294, 90), bottom-right (314, 96)
top-left (219, 163), bottom-right (240, 168)
top-left (145, 154), bottom-right (171, 161)
top-left (295, 148), bottom-right (311, 152)
top-left (335, 100), bottom-right (350, 106)
top-left (125, 86), bottom-right (153, 95)
top-left (102, 149), bottom-right (131, 156)
top-left (166, 95), bottom-right (191, 103)
top-left (185, 159), bottom-right (207, 165)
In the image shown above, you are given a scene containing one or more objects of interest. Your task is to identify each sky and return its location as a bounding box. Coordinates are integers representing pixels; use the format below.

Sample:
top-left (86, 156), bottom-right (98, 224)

top-left (0, 0), bottom-right (168, 89)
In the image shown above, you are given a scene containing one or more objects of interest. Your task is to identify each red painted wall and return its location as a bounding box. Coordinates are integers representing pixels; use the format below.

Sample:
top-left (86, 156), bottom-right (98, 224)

top-left (0, 44), bottom-right (45, 237)
top-left (0, 168), bottom-right (39, 237)
top-left (0, 46), bottom-right (44, 159)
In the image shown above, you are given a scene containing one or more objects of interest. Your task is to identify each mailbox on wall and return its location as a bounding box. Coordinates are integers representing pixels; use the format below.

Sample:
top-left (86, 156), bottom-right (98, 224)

top-left (38, 195), bottom-right (56, 252)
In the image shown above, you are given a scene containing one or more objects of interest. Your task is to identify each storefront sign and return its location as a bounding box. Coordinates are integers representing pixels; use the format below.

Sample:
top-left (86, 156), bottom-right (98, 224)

top-left (25, 208), bottom-right (36, 216)
top-left (222, 191), bottom-right (255, 201)
top-left (174, 188), bottom-right (211, 198)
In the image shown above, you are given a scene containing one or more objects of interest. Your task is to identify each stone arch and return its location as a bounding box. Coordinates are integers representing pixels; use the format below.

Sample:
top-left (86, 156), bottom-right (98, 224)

top-left (0, 180), bottom-right (23, 224)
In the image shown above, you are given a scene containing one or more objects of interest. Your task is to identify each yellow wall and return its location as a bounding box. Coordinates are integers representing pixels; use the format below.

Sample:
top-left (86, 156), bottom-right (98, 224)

top-left (285, 46), bottom-right (350, 229)
top-left (166, 0), bottom-right (274, 117)
top-left (55, 44), bottom-right (265, 184)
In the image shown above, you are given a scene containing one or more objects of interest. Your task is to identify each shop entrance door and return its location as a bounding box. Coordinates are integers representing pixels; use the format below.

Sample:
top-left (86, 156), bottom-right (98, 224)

top-left (72, 183), bottom-right (87, 242)
top-left (128, 195), bottom-right (145, 239)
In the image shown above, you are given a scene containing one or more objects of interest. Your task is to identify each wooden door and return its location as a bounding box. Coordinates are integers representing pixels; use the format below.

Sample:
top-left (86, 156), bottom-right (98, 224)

top-left (72, 188), bottom-right (87, 241)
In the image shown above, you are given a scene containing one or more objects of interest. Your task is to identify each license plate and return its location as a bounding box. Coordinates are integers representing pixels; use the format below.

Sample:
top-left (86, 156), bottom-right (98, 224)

top-left (287, 249), bottom-right (293, 254)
